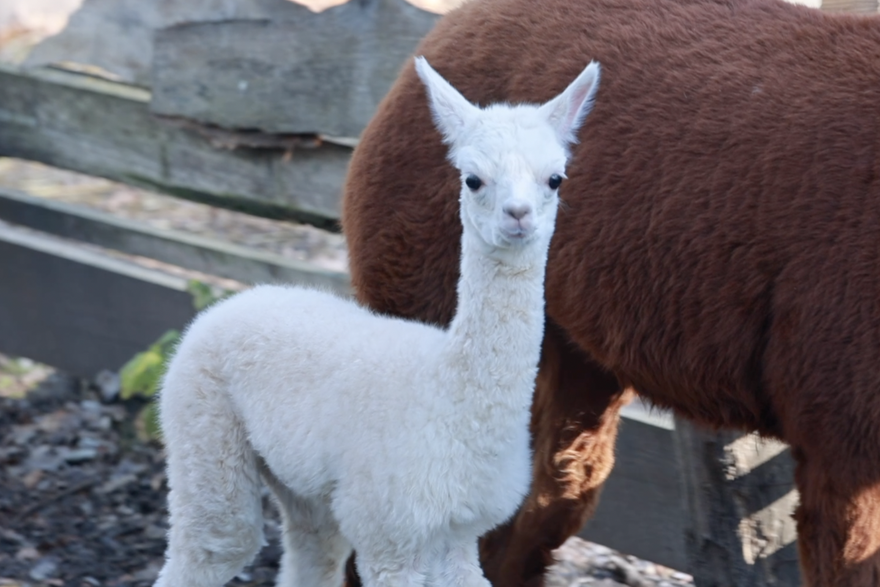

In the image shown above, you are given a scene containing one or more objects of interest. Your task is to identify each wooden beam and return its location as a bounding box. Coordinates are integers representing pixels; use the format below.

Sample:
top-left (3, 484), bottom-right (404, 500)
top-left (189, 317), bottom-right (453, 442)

top-left (0, 221), bottom-right (196, 378)
top-left (0, 64), bottom-right (350, 230)
top-left (151, 1), bottom-right (438, 137)
top-left (579, 407), bottom-right (689, 570)
top-left (0, 187), bottom-right (351, 295)
top-left (821, 0), bottom-right (878, 11)
top-left (673, 420), bottom-right (800, 585)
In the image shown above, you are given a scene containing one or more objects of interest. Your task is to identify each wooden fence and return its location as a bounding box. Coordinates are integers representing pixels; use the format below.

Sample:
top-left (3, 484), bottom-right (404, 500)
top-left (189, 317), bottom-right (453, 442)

top-left (2, 0), bottom-right (868, 582)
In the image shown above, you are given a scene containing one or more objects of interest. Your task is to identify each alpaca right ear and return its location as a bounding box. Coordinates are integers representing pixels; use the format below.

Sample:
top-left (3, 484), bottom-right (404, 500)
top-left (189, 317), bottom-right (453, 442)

top-left (538, 61), bottom-right (601, 145)
top-left (415, 56), bottom-right (479, 144)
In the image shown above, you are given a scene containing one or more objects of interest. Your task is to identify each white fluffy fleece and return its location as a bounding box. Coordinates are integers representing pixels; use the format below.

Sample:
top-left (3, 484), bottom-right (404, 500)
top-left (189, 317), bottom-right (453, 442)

top-left (154, 56), bottom-right (600, 587)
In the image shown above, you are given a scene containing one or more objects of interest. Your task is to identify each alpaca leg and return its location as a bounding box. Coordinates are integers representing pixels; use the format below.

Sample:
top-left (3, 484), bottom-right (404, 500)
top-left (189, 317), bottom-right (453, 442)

top-left (261, 465), bottom-right (352, 587)
top-left (436, 540), bottom-right (492, 587)
top-left (478, 322), bottom-right (629, 587)
top-left (793, 445), bottom-right (880, 586)
top-left (275, 499), bottom-right (352, 587)
top-left (355, 550), bottom-right (428, 587)
top-left (154, 377), bottom-right (264, 587)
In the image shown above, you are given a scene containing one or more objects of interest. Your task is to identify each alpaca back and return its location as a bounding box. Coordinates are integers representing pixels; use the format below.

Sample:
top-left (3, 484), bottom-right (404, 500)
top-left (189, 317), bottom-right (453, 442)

top-left (342, 0), bottom-right (880, 437)
top-left (163, 286), bottom-right (453, 495)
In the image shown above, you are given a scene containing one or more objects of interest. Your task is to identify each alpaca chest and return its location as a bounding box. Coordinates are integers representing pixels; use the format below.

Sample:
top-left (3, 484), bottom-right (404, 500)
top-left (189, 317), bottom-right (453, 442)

top-left (442, 425), bottom-right (533, 532)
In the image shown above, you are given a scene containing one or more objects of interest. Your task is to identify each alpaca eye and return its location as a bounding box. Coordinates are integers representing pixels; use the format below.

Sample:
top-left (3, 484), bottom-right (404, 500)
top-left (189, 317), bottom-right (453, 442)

top-left (548, 174), bottom-right (563, 190)
top-left (465, 175), bottom-right (483, 191)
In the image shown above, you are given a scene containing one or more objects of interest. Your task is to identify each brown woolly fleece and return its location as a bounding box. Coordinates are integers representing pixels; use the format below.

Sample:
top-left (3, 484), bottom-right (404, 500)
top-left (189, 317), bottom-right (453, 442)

top-left (342, 0), bottom-right (880, 584)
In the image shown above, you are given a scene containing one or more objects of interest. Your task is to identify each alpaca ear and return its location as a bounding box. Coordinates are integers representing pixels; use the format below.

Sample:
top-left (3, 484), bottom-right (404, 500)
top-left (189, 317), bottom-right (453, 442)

top-left (414, 56), bottom-right (480, 144)
top-left (539, 61), bottom-right (601, 144)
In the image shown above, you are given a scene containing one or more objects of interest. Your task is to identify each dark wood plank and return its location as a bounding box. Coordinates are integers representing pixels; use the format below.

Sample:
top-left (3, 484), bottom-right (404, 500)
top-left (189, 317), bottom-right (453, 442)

top-left (0, 64), bottom-right (350, 230)
top-left (0, 222), bottom-right (196, 378)
top-left (673, 419), bottom-right (800, 585)
top-left (822, 0), bottom-right (877, 11)
top-left (0, 187), bottom-right (351, 295)
top-left (151, 0), bottom-right (438, 137)
top-left (579, 408), bottom-right (689, 570)
top-left (23, 0), bottom-right (438, 90)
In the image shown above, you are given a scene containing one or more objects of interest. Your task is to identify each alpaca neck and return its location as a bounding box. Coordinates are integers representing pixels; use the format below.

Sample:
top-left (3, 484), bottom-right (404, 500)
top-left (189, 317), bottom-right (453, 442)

top-left (440, 231), bottom-right (549, 428)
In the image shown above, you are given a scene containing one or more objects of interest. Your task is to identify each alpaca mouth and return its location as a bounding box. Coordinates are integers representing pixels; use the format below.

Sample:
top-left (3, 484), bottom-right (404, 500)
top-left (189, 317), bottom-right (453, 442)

top-left (499, 228), bottom-right (535, 245)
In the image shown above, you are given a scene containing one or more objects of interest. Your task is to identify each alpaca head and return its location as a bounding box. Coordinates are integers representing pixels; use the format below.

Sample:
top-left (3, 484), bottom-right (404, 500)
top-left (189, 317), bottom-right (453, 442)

top-left (415, 56), bottom-right (600, 256)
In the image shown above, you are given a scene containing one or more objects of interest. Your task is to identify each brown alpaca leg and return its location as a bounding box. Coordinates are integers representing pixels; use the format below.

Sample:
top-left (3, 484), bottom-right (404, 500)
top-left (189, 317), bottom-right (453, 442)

top-left (344, 554), bottom-right (360, 587)
top-left (793, 446), bottom-right (880, 586)
top-left (478, 323), bottom-right (630, 587)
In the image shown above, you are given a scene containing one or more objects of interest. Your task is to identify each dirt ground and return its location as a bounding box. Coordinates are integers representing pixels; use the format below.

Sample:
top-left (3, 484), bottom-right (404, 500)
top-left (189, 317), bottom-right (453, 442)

top-left (0, 372), bottom-right (285, 586)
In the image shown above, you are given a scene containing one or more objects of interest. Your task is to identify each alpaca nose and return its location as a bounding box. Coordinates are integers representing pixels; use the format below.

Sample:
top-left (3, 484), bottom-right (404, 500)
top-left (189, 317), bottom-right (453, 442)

top-left (503, 202), bottom-right (532, 221)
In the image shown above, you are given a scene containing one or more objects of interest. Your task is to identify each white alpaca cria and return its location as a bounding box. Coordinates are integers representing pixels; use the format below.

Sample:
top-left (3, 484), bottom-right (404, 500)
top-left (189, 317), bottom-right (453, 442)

top-left (154, 56), bottom-right (600, 587)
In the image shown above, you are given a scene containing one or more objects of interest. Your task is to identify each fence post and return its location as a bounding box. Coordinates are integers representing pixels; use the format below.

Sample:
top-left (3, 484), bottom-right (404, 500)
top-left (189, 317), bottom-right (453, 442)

top-left (672, 418), bottom-right (801, 586)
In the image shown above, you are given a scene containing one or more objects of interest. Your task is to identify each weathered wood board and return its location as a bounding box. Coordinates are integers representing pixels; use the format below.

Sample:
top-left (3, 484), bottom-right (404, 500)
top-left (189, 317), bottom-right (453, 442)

top-left (580, 410), bottom-right (689, 571)
top-left (0, 64), bottom-right (350, 229)
top-left (23, 0), bottom-right (439, 96)
top-left (0, 222), bottom-right (196, 378)
top-left (0, 187), bottom-right (351, 295)
top-left (22, 0), bottom-right (323, 86)
top-left (674, 420), bottom-right (800, 586)
top-left (151, 1), bottom-right (439, 137)
top-left (821, 0), bottom-right (878, 10)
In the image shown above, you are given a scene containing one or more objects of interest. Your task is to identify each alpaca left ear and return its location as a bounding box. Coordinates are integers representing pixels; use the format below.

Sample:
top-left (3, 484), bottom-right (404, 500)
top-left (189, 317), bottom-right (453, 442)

top-left (539, 61), bottom-right (601, 145)
top-left (414, 56), bottom-right (480, 144)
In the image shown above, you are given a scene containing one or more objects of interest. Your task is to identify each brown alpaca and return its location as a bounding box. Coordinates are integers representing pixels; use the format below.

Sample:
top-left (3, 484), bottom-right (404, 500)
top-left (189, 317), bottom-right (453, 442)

top-left (342, 0), bottom-right (880, 584)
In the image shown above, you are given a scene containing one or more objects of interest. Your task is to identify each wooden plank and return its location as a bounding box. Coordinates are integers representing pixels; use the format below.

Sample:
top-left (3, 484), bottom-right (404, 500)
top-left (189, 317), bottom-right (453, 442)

top-left (22, 0), bottom-right (436, 88)
top-left (21, 0), bottom-right (314, 86)
top-left (821, 0), bottom-right (877, 11)
top-left (583, 409), bottom-right (801, 577)
top-left (673, 420), bottom-right (800, 585)
top-left (0, 187), bottom-right (351, 295)
top-left (151, 0), bottom-right (438, 137)
top-left (0, 64), bottom-right (350, 230)
top-left (579, 407), bottom-right (689, 570)
top-left (0, 221), bottom-right (197, 378)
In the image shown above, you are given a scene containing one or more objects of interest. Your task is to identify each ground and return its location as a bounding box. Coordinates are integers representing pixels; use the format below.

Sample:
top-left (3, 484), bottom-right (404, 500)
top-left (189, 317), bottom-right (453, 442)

top-left (0, 371), bottom-right (284, 587)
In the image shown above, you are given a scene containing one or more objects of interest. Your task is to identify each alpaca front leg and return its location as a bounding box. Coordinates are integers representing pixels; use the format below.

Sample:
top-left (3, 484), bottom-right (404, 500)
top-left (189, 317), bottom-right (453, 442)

top-left (435, 541), bottom-right (492, 587)
top-left (273, 500), bottom-right (352, 587)
top-left (355, 549), bottom-right (429, 587)
top-left (261, 465), bottom-right (352, 587)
